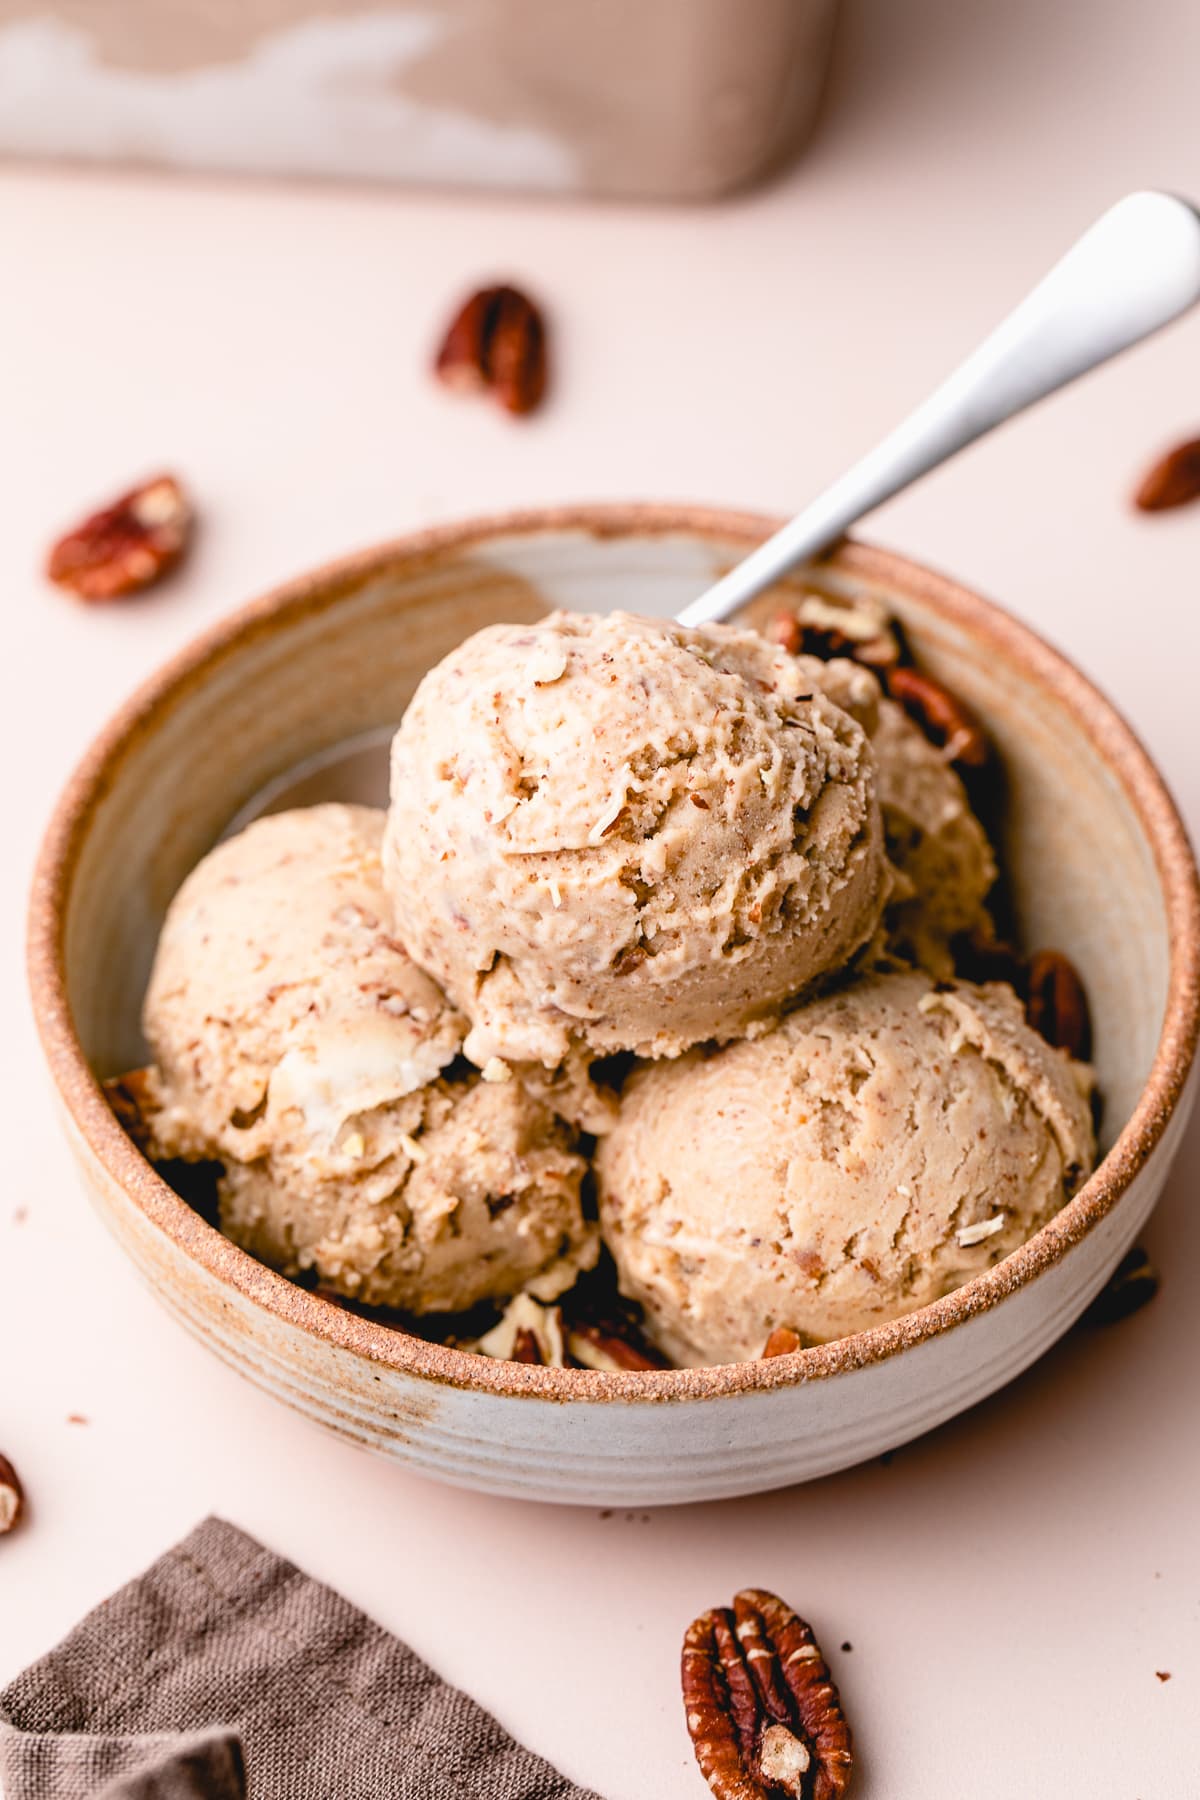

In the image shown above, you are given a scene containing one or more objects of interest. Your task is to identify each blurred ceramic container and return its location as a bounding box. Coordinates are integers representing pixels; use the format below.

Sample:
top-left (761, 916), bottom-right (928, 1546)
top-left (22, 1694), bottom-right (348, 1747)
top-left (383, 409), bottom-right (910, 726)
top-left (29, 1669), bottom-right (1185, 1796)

top-left (0, 0), bottom-right (841, 199)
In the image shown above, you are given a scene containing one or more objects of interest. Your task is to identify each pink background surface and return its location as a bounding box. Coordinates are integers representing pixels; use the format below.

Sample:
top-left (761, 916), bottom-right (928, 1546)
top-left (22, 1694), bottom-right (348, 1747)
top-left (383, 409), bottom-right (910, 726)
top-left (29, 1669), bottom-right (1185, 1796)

top-left (2, 1), bottom-right (1198, 1793)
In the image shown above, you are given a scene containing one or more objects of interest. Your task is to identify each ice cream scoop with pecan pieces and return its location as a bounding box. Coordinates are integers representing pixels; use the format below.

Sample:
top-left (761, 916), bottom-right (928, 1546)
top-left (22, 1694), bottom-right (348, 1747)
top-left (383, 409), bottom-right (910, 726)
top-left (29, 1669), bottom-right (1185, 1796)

top-left (138, 804), bottom-right (597, 1313)
top-left (383, 610), bottom-right (889, 1069)
top-left (869, 696), bottom-right (998, 977)
top-left (595, 969), bottom-right (1094, 1366)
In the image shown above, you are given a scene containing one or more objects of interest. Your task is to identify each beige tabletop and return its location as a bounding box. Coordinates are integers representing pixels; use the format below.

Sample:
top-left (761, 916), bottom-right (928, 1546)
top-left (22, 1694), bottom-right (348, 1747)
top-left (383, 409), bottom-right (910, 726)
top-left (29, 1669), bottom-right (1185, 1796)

top-left (2, 2), bottom-right (1198, 1794)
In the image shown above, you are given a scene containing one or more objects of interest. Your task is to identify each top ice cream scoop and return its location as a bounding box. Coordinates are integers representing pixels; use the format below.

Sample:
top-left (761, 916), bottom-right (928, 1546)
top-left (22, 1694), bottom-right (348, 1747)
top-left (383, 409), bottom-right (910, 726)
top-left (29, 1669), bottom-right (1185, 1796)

top-left (383, 610), bottom-right (888, 1067)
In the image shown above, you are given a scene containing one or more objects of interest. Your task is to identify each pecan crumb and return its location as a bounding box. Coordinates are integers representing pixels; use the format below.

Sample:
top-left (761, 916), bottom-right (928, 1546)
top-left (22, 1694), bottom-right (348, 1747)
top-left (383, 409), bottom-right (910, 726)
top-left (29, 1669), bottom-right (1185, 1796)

top-left (0, 1453), bottom-right (24, 1535)
top-left (469, 1294), bottom-right (565, 1366)
top-left (47, 474), bottom-right (192, 601)
top-left (1155, 1670), bottom-right (1172, 1682)
top-left (1133, 437), bottom-right (1200, 511)
top-left (104, 1068), bottom-right (158, 1152)
top-left (510, 1327), bottom-right (544, 1364)
top-left (761, 1325), bottom-right (803, 1358)
top-left (683, 1586), bottom-right (853, 1800)
top-left (767, 610), bottom-right (804, 655)
top-left (434, 284), bottom-right (548, 416)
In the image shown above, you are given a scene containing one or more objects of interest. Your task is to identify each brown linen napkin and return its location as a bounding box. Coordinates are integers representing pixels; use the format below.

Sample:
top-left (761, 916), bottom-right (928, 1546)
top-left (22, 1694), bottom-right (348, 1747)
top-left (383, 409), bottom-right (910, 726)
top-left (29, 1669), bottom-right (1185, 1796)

top-left (0, 1517), bottom-right (602, 1800)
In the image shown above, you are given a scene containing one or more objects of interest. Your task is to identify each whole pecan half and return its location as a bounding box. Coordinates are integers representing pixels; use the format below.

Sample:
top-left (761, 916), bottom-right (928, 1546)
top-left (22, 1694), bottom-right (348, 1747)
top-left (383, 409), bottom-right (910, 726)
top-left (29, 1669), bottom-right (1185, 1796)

top-left (1025, 949), bottom-right (1092, 1060)
top-left (683, 1587), bottom-right (853, 1800)
top-left (434, 284), bottom-right (548, 416)
top-left (47, 474), bottom-right (192, 601)
top-left (1133, 437), bottom-right (1200, 511)
top-left (884, 664), bottom-right (990, 772)
top-left (0, 1452), bottom-right (24, 1535)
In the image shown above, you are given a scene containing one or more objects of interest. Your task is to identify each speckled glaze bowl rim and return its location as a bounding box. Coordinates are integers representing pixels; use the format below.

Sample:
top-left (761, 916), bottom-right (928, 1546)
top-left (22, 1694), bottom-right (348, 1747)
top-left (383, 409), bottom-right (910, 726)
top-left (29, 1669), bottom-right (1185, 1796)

top-left (27, 503), bottom-right (1200, 1404)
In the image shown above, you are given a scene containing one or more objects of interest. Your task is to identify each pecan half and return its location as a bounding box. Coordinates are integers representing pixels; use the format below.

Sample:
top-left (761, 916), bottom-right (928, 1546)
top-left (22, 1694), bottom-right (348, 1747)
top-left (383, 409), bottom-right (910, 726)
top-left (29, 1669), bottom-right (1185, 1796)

top-left (1081, 1245), bottom-right (1159, 1326)
top-left (766, 603), bottom-right (901, 671)
top-left (761, 1327), bottom-right (803, 1358)
top-left (884, 664), bottom-right (990, 771)
top-left (434, 284), bottom-right (547, 416)
top-left (1133, 437), bottom-right (1200, 511)
top-left (47, 474), bottom-right (192, 601)
top-left (0, 1453), bottom-right (24, 1535)
top-left (1025, 949), bottom-right (1092, 1060)
top-left (683, 1588), bottom-right (853, 1800)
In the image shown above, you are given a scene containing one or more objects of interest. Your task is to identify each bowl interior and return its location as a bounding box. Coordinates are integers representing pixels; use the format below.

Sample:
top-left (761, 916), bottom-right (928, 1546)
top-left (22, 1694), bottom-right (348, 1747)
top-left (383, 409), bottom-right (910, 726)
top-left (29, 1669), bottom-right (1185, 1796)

top-left (62, 521), bottom-right (1170, 1168)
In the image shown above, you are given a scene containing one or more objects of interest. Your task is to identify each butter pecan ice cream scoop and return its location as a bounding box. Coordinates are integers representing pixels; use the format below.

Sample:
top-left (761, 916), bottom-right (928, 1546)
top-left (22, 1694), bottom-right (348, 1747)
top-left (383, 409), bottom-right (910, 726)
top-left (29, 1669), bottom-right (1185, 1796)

top-left (383, 611), bottom-right (888, 1068)
top-left (871, 697), bottom-right (997, 977)
top-left (139, 804), bottom-right (596, 1313)
top-left (595, 970), bottom-right (1094, 1365)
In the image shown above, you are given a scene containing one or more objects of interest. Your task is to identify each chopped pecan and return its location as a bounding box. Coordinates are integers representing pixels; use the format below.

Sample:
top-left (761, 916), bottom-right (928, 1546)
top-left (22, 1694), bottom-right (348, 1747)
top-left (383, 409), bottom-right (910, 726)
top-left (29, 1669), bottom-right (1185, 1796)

top-left (435, 287), bottom-right (495, 394)
top-left (471, 1294), bottom-right (565, 1365)
top-left (761, 1326), bottom-right (803, 1358)
top-left (768, 611), bottom-right (857, 663)
top-left (47, 474), bottom-right (192, 601)
top-left (565, 1319), bottom-right (666, 1371)
top-left (611, 942), bottom-right (648, 976)
top-left (0, 1453), bottom-right (24, 1535)
top-left (1081, 1246), bottom-right (1159, 1326)
top-left (767, 611), bottom-right (805, 655)
top-left (511, 1327), bottom-right (545, 1364)
top-left (767, 605), bottom-right (900, 671)
top-left (1133, 437), bottom-right (1200, 511)
top-left (434, 283), bottom-right (548, 416)
top-left (683, 1587), bottom-right (853, 1800)
top-left (885, 664), bottom-right (990, 771)
top-left (1025, 949), bottom-right (1092, 1060)
top-left (103, 1068), bottom-right (158, 1152)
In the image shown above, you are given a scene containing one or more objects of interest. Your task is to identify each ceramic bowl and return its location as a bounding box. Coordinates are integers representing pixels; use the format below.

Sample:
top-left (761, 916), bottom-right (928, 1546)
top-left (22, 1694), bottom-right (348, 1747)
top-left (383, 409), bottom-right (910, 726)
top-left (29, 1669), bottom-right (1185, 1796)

top-left (28, 506), bottom-right (1200, 1505)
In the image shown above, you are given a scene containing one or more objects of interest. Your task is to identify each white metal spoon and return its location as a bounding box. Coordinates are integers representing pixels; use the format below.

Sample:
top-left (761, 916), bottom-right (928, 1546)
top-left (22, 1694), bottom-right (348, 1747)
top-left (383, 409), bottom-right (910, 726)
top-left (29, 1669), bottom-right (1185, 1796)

top-left (678, 190), bottom-right (1200, 629)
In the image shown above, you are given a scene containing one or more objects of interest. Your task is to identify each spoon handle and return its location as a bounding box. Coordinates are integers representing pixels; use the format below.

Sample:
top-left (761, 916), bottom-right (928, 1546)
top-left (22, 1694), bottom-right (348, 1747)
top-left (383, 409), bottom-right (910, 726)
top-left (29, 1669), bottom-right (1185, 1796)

top-left (678, 190), bottom-right (1200, 629)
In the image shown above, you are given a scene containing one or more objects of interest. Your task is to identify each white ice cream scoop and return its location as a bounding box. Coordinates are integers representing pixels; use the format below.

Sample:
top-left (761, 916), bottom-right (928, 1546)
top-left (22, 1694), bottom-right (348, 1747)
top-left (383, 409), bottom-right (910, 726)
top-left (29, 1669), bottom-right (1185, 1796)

top-left (679, 190), bottom-right (1200, 628)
